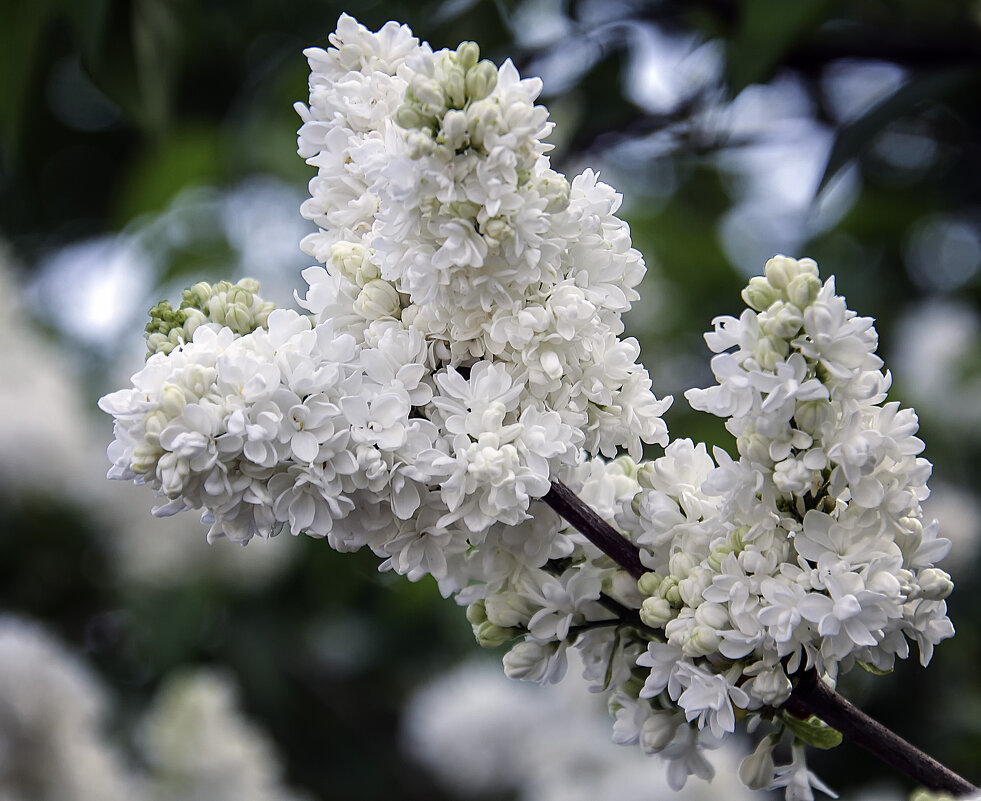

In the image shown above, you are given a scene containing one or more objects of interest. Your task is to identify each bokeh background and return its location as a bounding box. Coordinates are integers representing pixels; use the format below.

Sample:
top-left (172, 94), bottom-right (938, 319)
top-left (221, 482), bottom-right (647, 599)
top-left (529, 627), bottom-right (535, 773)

top-left (2, 0), bottom-right (981, 798)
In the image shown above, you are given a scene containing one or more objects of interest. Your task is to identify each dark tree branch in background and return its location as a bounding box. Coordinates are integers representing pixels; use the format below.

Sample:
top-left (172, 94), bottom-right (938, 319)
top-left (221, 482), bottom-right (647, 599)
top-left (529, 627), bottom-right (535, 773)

top-left (543, 480), bottom-right (979, 797)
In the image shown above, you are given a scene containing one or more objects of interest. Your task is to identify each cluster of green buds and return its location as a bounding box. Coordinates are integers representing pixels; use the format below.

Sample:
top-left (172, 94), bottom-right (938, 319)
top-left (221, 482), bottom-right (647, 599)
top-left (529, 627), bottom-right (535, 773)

top-left (395, 41), bottom-right (499, 151)
top-left (145, 278), bottom-right (276, 357)
top-left (740, 256), bottom-right (824, 372)
top-left (466, 600), bottom-right (521, 649)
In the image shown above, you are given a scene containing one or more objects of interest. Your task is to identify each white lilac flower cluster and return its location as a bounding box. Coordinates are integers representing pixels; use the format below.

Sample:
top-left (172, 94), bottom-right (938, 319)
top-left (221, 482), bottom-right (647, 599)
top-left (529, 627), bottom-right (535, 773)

top-left (100, 14), bottom-right (669, 593)
top-left (99, 15), bottom-right (956, 801)
top-left (604, 256), bottom-right (954, 797)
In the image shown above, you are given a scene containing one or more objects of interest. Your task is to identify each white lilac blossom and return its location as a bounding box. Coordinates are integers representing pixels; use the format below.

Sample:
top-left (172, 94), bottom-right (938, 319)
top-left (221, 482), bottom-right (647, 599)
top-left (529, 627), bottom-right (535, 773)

top-left (613, 255), bottom-right (954, 797)
top-left (100, 14), bottom-right (670, 598)
top-left (99, 15), bottom-right (956, 801)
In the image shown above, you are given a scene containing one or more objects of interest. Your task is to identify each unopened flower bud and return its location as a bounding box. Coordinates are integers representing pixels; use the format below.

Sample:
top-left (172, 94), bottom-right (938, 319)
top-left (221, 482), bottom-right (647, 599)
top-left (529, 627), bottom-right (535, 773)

top-left (917, 568), bottom-right (954, 600)
top-left (474, 620), bottom-right (516, 648)
top-left (765, 255), bottom-right (813, 290)
top-left (456, 41), bottom-right (480, 71)
top-left (639, 711), bottom-right (679, 753)
top-left (132, 441), bottom-right (162, 474)
top-left (354, 279), bottom-right (401, 320)
top-left (466, 60), bottom-right (498, 102)
top-left (160, 384), bottom-right (186, 418)
top-left (482, 217), bottom-right (511, 245)
top-left (330, 241), bottom-right (367, 281)
top-left (694, 602), bottom-right (729, 630)
top-left (465, 600), bottom-right (487, 625)
top-left (786, 272), bottom-right (822, 309)
top-left (658, 576), bottom-right (681, 606)
top-left (639, 596), bottom-right (674, 628)
top-left (749, 667), bottom-right (793, 705)
top-left (741, 276), bottom-right (778, 311)
top-left (678, 568), bottom-right (714, 608)
top-left (761, 300), bottom-right (803, 339)
top-left (684, 624), bottom-right (721, 657)
top-left (539, 172), bottom-right (570, 213)
top-left (753, 335), bottom-right (788, 371)
top-left (637, 571), bottom-right (662, 597)
top-left (225, 302), bottom-right (253, 333)
top-left (467, 98), bottom-right (501, 147)
top-left (444, 64), bottom-right (467, 109)
top-left (440, 109), bottom-right (469, 150)
top-left (395, 103), bottom-right (433, 131)
top-left (668, 551), bottom-right (695, 580)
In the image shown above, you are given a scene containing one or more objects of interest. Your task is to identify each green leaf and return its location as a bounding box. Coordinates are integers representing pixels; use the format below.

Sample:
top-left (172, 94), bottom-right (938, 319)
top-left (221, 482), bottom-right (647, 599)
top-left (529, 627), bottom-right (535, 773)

top-left (857, 660), bottom-right (894, 676)
top-left (818, 67), bottom-right (980, 192)
top-left (781, 711), bottom-right (843, 750)
top-left (728, 0), bottom-right (834, 94)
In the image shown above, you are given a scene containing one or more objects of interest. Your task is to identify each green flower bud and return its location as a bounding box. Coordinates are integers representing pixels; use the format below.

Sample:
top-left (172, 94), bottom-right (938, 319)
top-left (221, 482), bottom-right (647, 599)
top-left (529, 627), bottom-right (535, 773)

top-left (474, 620), bottom-right (517, 648)
top-left (466, 600), bottom-right (487, 625)
top-left (160, 384), bottom-right (186, 418)
top-left (444, 64), bottom-right (467, 109)
top-left (131, 441), bottom-right (162, 474)
top-left (639, 596), bottom-right (674, 628)
top-left (741, 276), bottom-right (778, 311)
top-left (637, 571), bottom-right (663, 597)
top-left (456, 41), bottom-right (480, 71)
top-left (707, 544), bottom-right (733, 572)
top-left (659, 576), bottom-right (682, 606)
top-left (539, 172), bottom-right (571, 213)
top-left (684, 624), bottom-right (721, 657)
top-left (761, 300), bottom-right (804, 339)
top-left (224, 302), bottom-right (253, 333)
top-left (764, 255), bottom-right (802, 290)
top-left (395, 103), bottom-right (433, 131)
top-left (466, 60), bottom-right (498, 103)
top-left (439, 109), bottom-right (469, 150)
top-left (786, 272), bottom-right (822, 309)
top-left (753, 335), bottom-right (788, 371)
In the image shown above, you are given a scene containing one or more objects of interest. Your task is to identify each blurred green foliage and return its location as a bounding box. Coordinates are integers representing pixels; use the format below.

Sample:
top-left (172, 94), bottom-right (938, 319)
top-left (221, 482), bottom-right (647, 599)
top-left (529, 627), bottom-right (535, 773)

top-left (2, 0), bottom-right (981, 798)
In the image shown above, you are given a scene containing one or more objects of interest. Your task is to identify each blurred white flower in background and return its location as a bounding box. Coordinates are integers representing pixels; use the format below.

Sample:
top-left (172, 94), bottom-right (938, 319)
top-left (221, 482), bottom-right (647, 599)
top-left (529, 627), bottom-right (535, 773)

top-left (140, 669), bottom-right (311, 801)
top-left (0, 615), bottom-right (307, 801)
top-left (0, 616), bottom-right (138, 801)
top-left (402, 652), bottom-right (753, 801)
top-left (0, 248), bottom-right (103, 495)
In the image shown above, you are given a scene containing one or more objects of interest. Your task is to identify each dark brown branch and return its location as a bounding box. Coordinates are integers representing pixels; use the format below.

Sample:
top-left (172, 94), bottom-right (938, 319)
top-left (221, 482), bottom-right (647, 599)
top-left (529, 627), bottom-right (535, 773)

top-left (543, 480), bottom-right (646, 580)
top-left (543, 479), bottom-right (978, 796)
top-left (785, 670), bottom-right (976, 796)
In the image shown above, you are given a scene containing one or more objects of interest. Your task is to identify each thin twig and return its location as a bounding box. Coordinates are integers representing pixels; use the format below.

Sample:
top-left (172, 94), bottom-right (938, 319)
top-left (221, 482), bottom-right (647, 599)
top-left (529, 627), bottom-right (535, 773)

top-left (543, 479), bottom-right (978, 796)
